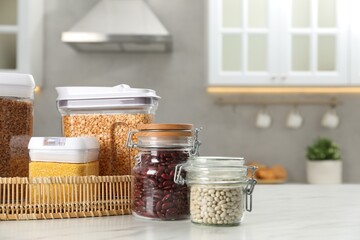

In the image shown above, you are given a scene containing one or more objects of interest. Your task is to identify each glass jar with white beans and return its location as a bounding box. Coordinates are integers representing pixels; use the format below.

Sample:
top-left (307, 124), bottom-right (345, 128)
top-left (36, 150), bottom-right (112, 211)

top-left (174, 157), bottom-right (257, 226)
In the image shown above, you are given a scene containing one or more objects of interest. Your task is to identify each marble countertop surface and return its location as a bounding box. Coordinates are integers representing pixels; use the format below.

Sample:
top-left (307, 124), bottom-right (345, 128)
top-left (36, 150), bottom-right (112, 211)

top-left (1, 184), bottom-right (360, 240)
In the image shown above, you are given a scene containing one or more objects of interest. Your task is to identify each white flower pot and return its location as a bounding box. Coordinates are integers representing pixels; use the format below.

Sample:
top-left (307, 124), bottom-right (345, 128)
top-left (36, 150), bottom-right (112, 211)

top-left (306, 160), bottom-right (342, 184)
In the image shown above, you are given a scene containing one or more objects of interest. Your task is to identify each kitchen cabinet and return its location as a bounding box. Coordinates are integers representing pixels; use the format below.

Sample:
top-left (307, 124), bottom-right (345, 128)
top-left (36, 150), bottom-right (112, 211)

top-left (0, 0), bottom-right (43, 86)
top-left (208, 0), bottom-right (350, 86)
top-left (350, 2), bottom-right (360, 85)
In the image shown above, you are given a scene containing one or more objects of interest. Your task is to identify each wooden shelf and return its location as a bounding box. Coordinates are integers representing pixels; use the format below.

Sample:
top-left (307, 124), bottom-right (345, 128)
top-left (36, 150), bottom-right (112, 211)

top-left (207, 87), bottom-right (360, 94)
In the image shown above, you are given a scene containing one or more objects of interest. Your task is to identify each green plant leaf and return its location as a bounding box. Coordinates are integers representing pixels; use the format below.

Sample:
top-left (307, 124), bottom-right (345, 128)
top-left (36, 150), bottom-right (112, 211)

top-left (306, 137), bottom-right (341, 160)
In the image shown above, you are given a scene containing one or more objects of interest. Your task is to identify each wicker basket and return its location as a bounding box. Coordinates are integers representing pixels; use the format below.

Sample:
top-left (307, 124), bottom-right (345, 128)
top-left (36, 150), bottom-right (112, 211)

top-left (0, 175), bottom-right (132, 220)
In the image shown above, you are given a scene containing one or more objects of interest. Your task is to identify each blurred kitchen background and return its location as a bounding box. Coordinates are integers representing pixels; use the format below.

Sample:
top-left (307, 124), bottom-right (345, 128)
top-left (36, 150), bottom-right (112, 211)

top-left (1, 0), bottom-right (360, 183)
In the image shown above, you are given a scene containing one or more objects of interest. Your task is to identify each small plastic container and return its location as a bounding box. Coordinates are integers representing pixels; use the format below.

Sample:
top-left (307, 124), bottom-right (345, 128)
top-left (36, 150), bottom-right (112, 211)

top-left (56, 84), bottom-right (160, 176)
top-left (174, 157), bottom-right (257, 226)
top-left (28, 137), bottom-right (100, 177)
top-left (127, 124), bottom-right (201, 220)
top-left (0, 73), bottom-right (35, 177)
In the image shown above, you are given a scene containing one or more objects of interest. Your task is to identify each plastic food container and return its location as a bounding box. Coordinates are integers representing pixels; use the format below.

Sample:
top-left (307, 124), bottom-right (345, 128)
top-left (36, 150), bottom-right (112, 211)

top-left (56, 84), bottom-right (160, 176)
top-left (127, 124), bottom-right (201, 220)
top-left (28, 137), bottom-right (100, 177)
top-left (174, 157), bottom-right (257, 226)
top-left (0, 73), bottom-right (35, 177)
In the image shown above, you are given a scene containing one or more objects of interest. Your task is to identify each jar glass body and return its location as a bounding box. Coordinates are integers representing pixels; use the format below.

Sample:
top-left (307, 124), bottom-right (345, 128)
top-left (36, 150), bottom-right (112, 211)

top-left (0, 97), bottom-right (33, 177)
top-left (57, 106), bottom-right (157, 176)
top-left (132, 136), bottom-right (192, 220)
top-left (176, 157), bottom-right (255, 226)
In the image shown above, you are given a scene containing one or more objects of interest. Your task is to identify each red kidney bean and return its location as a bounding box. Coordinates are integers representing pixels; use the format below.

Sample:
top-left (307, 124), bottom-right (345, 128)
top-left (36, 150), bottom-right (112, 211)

top-left (162, 202), bottom-right (175, 210)
top-left (166, 208), bottom-right (178, 217)
top-left (153, 189), bottom-right (163, 195)
top-left (132, 149), bottom-right (190, 220)
top-left (147, 178), bottom-right (158, 186)
top-left (155, 201), bottom-right (162, 211)
top-left (156, 167), bottom-right (165, 177)
top-left (153, 194), bottom-right (163, 200)
top-left (162, 194), bottom-right (172, 202)
top-left (161, 173), bottom-right (171, 180)
top-left (162, 181), bottom-right (173, 187)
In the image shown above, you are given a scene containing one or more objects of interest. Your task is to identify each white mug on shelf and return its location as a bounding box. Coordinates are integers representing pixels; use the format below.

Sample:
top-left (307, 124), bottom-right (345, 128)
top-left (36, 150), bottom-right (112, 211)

top-left (286, 107), bottom-right (303, 129)
top-left (256, 108), bottom-right (272, 129)
top-left (321, 107), bottom-right (340, 129)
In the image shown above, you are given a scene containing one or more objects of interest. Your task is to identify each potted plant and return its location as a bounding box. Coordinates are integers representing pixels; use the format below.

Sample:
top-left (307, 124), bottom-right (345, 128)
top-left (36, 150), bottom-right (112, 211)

top-left (306, 137), bottom-right (342, 184)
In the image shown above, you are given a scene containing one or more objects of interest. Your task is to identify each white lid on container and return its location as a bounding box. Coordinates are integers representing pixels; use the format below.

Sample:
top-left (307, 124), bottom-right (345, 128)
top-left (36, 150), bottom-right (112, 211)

top-left (56, 84), bottom-right (160, 100)
top-left (28, 137), bottom-right (100, 163)
top-left (56, 84), bottom-right (160, 110)
top-left (0, 73), bottom-right (35, 99)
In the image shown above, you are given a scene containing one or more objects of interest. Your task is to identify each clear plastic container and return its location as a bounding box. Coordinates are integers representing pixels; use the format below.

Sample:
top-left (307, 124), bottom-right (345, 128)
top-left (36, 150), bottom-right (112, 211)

top-left (0, 73), bottom-right (35, 177)
top-left (127, 124), bottom-right (201, 220)
top-left (174, 157), bottom-right (257, 226)
top-left (56, 84), bottom-right (160, 176)
top-left (28, 137), bottom-right (100, 177)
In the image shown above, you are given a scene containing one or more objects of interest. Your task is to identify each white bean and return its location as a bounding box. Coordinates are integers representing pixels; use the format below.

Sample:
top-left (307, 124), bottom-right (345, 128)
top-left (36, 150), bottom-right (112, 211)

top-left (190, 185), bottom-right (244, 226)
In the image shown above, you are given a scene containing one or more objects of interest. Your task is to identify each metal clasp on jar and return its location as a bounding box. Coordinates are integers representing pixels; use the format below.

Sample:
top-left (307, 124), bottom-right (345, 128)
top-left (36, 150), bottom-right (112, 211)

top-left (174, 163), bottom-right (186, 185)
top-left (245, 166), bottom-right (257, 212)
top-left (190, 127), bottom-right (202, 157)
top-left (126, 130), bottom-right (139, 148)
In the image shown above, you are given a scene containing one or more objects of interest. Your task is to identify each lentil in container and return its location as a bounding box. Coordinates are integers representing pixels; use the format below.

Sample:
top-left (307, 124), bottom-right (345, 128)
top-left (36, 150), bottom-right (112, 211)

top-left (56, 85), bottom-right (160, 176)
top-left (62, 113), bottom-right (153, 176)
top-left (28, 137), bottom-right (100, 177)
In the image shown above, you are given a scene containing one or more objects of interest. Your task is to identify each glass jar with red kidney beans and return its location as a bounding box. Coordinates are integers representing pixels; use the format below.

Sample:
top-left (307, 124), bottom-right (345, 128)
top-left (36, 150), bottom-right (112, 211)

top-left (127, 124), bottom-right (201, 220)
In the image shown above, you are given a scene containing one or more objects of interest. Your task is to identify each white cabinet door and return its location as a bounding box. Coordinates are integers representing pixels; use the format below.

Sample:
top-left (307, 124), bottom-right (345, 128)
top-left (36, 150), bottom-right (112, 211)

top-left (208, 0), bottom-right (349, 86)
top-left (0, 0), bottom-right (43, 86)
top-left (280, 0), bottom-right (348, 86)
top-left (208, 0), bottom-right (279, 86)
top-left (350, 0), bottom-right (360, 85)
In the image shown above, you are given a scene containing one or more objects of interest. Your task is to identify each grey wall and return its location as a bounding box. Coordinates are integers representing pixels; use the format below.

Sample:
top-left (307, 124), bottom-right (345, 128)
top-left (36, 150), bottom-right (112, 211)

top-left (35, 0), bottom-right (360, 183)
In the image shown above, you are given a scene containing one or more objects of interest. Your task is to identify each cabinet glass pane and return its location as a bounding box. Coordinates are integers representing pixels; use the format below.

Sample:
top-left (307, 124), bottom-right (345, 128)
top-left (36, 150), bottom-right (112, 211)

top-left (0, 0), bottom-right (17, 25)
top-left (292, 0), bottom-right (310, 28)
top-left (0, 34), bottom-right (17, 69)
top-left (292, 35), bottom-right (310, 71)
top-left (318, 0), bottom-right (336, 28)
top-left (223, 0), bottom-right (242, 28)
top-left (248, 0), bottom-right (267, 28)
top-left (248, 35), bottom-right (267, 71)
top-left (222, 34), bottom-right (242, 71)
top-left (318, 35), bottom-right (336, 71)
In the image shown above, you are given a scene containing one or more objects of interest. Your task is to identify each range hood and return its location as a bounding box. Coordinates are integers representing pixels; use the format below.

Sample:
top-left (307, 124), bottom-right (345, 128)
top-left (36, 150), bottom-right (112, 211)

top-left (61, 0), bottom-right (172, 52)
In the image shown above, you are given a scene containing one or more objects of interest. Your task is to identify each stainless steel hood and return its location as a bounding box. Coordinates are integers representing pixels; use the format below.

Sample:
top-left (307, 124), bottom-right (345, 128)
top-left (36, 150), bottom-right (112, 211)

top-left (61, 0), bottom-right (172, 52)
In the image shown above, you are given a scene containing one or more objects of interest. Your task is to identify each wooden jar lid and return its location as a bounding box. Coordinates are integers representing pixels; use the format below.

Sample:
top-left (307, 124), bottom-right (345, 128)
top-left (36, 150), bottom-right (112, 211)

top-left (137, 124), bottom-right (193, 137)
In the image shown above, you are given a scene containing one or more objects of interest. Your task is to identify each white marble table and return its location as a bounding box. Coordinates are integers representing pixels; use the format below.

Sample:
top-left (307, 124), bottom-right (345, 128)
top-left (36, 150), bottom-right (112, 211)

top-left (1, 185), bottom-right (360, 240)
